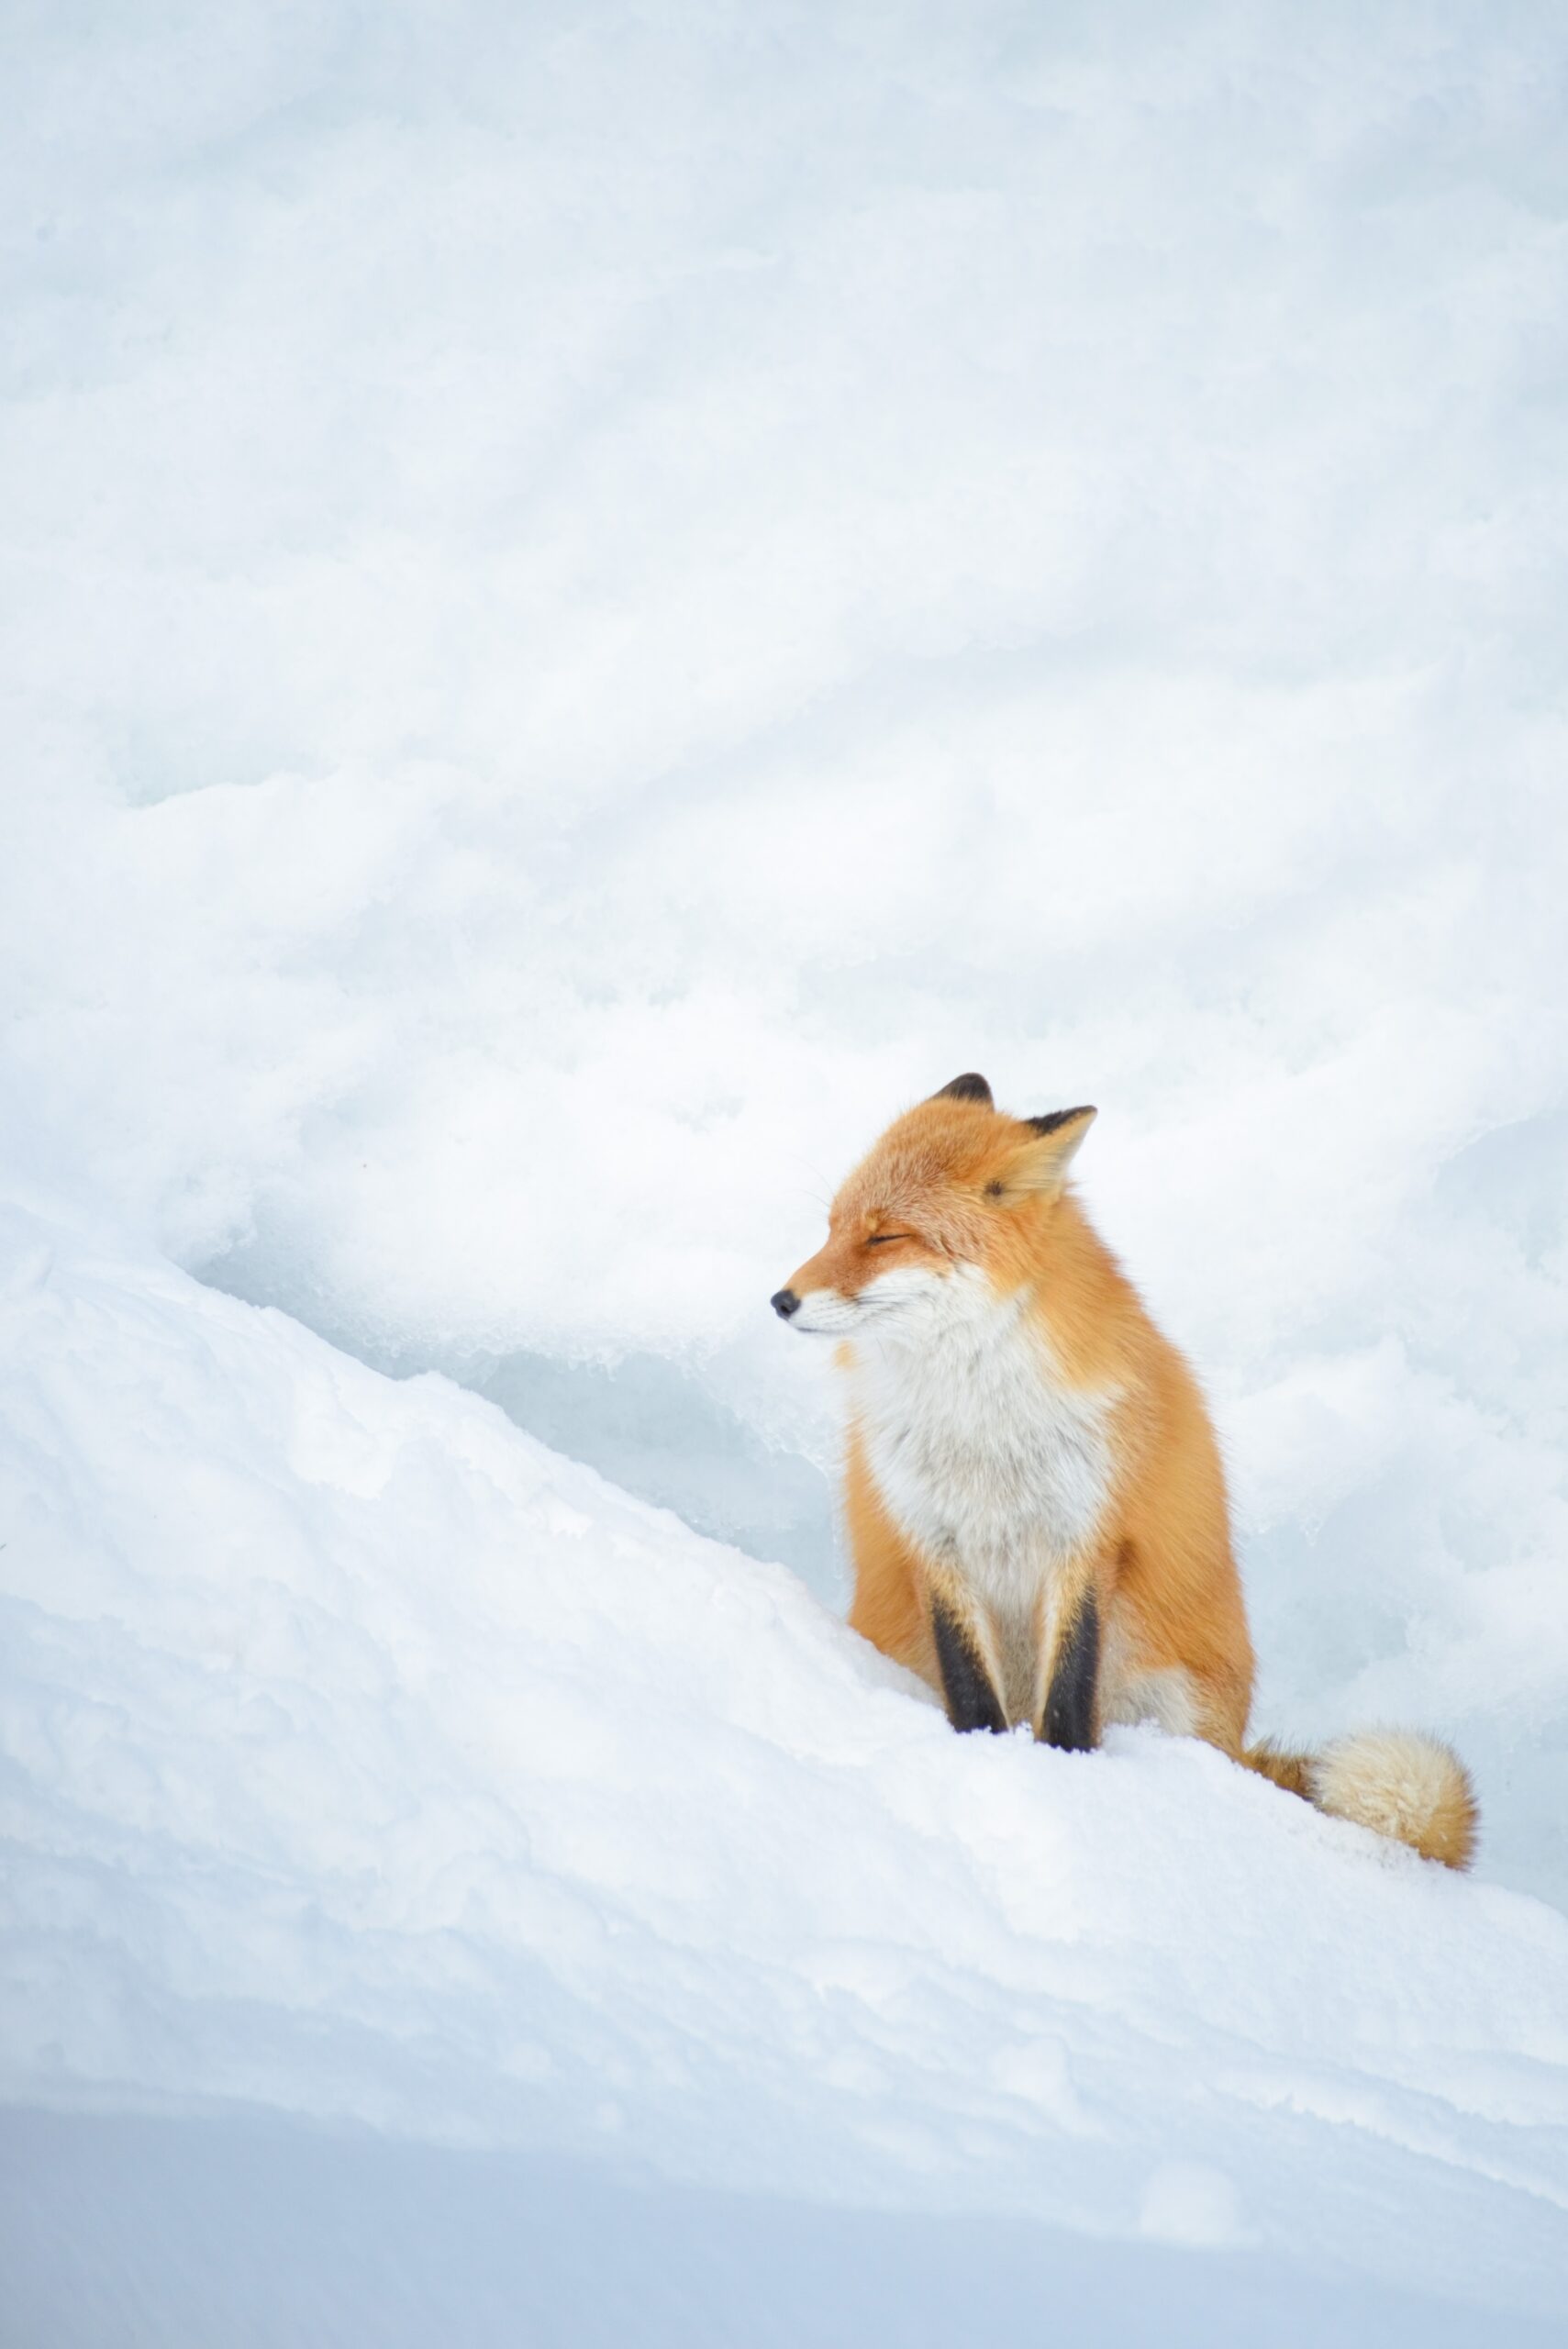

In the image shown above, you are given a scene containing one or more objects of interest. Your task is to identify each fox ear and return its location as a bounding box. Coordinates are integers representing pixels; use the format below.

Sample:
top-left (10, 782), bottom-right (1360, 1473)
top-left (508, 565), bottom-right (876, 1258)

top-left (997, 1106), bottom-right (1096, 1198)
top-left (931, 1072), bottom-right (993, 1108)
top-left (1026, 1105), bottom-right (1095, 1142)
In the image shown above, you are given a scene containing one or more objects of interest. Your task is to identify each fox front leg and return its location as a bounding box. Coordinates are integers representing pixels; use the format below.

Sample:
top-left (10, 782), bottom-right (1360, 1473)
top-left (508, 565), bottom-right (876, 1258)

top-left (1037, 1579), bottom-right (1101, 1753)
top-left (929, 1591), bottom-right (1007, 1734)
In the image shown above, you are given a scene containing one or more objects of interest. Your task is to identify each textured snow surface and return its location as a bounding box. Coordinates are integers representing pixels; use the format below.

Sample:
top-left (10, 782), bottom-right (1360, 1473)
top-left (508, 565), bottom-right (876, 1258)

top-left (2, 1208), bottom-right (1565, 2338)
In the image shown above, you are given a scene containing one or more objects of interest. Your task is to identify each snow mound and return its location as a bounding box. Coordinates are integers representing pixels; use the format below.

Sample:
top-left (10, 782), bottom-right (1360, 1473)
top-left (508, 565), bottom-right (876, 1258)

top-left (2, 1202), bottom-right (1565, 2329)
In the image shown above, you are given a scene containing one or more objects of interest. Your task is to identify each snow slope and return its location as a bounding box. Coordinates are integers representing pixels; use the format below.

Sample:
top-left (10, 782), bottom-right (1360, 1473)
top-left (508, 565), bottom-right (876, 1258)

top-left (3, 1202), bottom-right (1565, 2339)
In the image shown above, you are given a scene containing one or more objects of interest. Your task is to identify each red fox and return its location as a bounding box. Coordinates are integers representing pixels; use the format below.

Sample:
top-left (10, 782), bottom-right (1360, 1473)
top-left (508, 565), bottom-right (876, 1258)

top-left (773, 1073), bottom-right (1476, 1868)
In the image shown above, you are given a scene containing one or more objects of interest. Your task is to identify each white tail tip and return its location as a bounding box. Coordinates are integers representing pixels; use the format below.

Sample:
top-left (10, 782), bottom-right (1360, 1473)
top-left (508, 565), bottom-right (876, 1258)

top-left (1311, 1730), bottom-right (1477, 1869)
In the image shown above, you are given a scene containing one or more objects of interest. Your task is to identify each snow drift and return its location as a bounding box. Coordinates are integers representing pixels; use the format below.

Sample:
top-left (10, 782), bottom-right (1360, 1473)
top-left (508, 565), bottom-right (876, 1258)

top-left (2, 1202), bottom-right (1564, 2337)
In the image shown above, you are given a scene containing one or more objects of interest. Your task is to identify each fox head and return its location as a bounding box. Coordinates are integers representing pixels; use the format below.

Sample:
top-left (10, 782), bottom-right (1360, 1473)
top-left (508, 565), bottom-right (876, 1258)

top-left (772, 1074), bottom-right (1095, 1341)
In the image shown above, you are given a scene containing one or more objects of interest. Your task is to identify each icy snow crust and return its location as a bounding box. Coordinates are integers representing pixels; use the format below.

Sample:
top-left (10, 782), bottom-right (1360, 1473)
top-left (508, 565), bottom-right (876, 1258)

top-left (3, 1208), bottom-right (1566, 2332)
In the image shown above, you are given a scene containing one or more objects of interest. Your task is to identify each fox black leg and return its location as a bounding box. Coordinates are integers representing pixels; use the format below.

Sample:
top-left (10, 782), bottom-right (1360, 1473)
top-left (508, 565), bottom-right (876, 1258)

top-left (931, 1598), bottom-right (1006, 1734)
top-left (1040, 1586), bottom-right (1100, 1752)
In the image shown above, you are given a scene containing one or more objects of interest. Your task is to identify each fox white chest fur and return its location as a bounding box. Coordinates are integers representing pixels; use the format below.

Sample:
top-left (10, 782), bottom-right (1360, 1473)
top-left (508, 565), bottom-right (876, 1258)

top-left (847, 1266), bottom-right (1118, 1678)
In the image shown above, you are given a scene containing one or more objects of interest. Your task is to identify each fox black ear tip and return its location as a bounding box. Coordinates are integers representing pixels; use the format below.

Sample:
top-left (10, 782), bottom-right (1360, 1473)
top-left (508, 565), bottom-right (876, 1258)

top-left (1026, 1104), bottom-right (1097, 1137)
top-left (932, 1072), bottom-right (994, 1107)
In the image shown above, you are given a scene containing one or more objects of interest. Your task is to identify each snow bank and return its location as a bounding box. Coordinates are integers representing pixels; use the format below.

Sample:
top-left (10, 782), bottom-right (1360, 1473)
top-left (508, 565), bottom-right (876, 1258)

top-left (3, 1205), bottom-right (1564, 2333)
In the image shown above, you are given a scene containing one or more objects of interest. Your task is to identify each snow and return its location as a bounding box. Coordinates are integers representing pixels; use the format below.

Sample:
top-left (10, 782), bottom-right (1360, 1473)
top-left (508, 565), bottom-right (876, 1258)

top-left (2, 1206), bottom-right (1566, 2338)
top-left (3, 0), bottom-right (1567, 2333)
top-left (11, 2114), bottom-right (1561, 2349)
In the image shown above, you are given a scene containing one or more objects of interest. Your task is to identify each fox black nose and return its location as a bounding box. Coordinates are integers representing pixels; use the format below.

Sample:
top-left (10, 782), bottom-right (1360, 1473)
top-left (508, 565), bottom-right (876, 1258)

top-left (771, 1288), bottom-right (800, 1320)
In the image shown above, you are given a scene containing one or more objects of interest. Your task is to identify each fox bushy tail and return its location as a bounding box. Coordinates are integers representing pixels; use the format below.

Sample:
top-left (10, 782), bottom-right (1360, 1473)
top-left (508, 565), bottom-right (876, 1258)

top-left (1242, 1731), bottom-right (1476, 1869)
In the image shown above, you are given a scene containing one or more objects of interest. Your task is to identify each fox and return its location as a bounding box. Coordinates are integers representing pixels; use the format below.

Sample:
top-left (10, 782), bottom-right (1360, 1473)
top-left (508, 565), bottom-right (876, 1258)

top-left (772, 1072), bottom-right (1476, 1868)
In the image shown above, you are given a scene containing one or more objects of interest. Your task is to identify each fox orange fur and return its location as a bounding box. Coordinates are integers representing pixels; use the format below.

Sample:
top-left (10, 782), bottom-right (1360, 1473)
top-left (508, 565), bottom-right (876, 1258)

top-left (772, 1073), bottom-right (1475, 1869)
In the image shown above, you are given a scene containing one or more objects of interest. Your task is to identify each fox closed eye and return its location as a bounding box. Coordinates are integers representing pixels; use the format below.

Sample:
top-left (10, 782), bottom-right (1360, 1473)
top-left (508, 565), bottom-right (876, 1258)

top-left (866, 1233), bottom-right (910, 1246)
